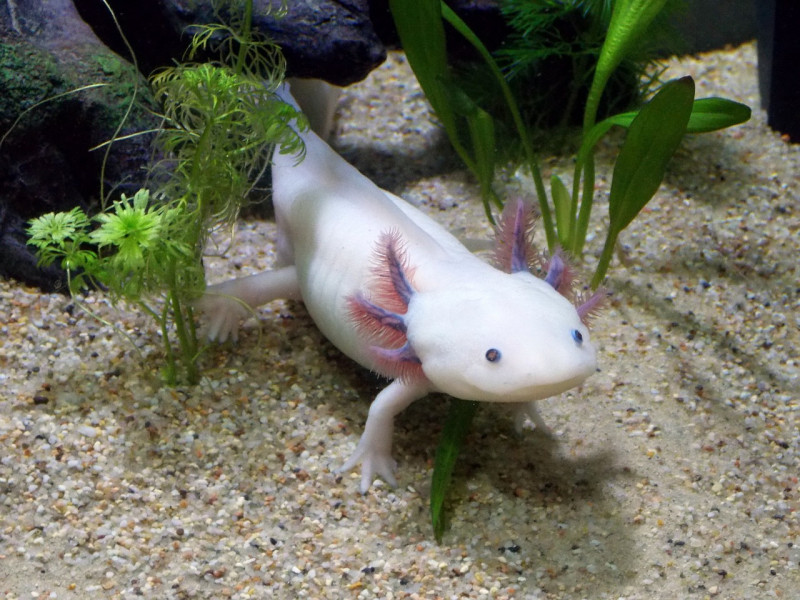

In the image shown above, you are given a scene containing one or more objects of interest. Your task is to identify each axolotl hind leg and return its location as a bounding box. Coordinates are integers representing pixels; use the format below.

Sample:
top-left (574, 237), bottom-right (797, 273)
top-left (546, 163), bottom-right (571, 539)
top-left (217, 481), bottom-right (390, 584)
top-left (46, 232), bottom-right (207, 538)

top-left (197, 266), bottom-right (301, 342)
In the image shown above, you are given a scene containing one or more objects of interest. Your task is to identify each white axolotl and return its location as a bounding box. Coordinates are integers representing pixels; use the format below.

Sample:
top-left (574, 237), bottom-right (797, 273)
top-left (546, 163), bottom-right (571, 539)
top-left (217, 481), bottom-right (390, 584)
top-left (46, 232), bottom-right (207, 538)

top-left (199, 82), bottom-right (602, 493)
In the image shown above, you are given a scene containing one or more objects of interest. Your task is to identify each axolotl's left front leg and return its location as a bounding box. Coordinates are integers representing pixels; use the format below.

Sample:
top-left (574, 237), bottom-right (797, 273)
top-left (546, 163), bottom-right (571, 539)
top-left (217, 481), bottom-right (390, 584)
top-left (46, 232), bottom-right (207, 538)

top-left (196, 266), bottom-right (302, 342)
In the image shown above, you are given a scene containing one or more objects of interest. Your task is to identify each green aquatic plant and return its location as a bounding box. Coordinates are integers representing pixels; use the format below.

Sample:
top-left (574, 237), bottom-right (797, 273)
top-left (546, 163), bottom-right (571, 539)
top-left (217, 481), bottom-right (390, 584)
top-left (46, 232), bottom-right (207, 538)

top-left (389, 0), bottom-right (501, 214)
top-left (390, 0), bottom-right (750, 540)
top-left (29, 190), bottom-right (188, 299)
top-left (556, 0), bottom-right (751, 285)
top-left (28, 0), bottom-right (305, 384)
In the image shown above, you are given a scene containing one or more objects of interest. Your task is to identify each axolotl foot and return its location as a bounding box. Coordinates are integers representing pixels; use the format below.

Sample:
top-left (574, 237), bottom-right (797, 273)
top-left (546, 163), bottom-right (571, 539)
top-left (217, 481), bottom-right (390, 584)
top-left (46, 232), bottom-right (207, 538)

top-left (510, 401), bottom-right (554, 436)
top-left (194, 288), bottom-right (251, 343)
top-left (337, 379), bottom-right (430, 494)
top-left (338, 440), bottom-right (398, 494)
top-left (196, 267), bottom-right (301, 343)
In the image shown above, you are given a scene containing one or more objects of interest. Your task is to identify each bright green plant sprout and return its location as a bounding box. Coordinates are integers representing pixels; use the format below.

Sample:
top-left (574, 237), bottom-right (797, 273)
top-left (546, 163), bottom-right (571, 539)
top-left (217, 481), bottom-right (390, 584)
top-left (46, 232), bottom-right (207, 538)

top-left (27, 207), bottom-right (95, 274)
top-left (430, 399), bottom-right (479, 540)
top-left (583, 0), bottom-right (669, 131)
top-left (91, 190), bottom-right (174, 273)
top-left (27, 0), bottom-right (304, 385)
top-left (390, 0), bottom-right (751, 540)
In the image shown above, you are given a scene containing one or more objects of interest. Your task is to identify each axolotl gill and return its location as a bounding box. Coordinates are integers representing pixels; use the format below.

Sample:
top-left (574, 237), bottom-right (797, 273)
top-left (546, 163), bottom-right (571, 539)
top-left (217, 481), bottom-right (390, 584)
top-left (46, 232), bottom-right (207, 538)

top-left (198, 81), bottom-right (602, 493)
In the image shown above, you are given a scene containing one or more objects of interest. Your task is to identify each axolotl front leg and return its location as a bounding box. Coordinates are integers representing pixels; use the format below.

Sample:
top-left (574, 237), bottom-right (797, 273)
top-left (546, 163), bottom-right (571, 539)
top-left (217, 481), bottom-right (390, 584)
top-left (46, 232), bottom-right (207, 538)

top-left (339, 378), bottom-right (431, 493)
top-left (197, 266), bottom-right (301, 342)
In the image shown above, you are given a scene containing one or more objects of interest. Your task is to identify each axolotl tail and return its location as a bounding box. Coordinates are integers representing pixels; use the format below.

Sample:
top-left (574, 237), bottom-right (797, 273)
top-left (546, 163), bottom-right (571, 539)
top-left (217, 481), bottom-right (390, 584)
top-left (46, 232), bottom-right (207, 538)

top-left (270, 81), bottom-right (362, 217)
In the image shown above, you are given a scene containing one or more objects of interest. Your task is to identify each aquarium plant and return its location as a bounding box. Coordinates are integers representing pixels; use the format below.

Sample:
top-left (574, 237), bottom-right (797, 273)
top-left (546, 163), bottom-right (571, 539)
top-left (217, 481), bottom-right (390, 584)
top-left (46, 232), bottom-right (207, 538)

top-left (389, 0), bottom-right (750, 539)
top-left (27, 0), bottom-right (305, 385)
top-left (457, 0), bottom-right (676, 136)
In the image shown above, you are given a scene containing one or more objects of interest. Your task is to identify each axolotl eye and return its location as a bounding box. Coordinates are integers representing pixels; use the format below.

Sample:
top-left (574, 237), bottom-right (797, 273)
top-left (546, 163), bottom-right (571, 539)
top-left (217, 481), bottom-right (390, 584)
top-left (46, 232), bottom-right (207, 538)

top-left (485, 348), bottom-right (502, 362)
top-left (571, 329), bottom-right (584, 344)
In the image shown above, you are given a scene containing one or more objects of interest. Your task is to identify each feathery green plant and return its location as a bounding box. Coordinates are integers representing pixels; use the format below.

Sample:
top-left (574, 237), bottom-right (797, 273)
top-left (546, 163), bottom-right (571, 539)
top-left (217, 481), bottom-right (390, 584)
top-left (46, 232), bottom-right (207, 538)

top-left (462, 0), bottom-right (665, 136)
top-left (27, 0), bottom-right (305, 384)
top-left (390, 0), bottom-right (750, 540)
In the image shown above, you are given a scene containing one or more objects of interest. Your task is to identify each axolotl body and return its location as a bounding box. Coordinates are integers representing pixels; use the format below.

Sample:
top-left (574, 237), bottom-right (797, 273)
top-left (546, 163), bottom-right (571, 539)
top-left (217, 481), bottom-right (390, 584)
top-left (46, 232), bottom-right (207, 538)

top-left (199, 83), bottom-right (601, 492)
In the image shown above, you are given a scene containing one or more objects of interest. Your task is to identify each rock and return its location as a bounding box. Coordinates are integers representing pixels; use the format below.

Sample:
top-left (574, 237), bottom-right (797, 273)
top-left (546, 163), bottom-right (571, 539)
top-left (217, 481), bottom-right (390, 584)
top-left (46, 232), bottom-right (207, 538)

top-left (73, 0), bottom-right (387, 86)
top-left (263, 0), bottom-right (386, 85)
top-left (0, 0), bottom-right (159, 292)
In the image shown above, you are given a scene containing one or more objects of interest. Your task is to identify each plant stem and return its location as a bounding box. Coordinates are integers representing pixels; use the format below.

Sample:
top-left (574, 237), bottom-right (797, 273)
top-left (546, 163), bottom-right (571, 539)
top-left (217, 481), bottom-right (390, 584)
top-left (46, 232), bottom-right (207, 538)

top-left (591, 227), bottom-right (618, 289)
top-left (172, 291), bottom-right (199, 384)
top-left (187, 304), bottom-right (198, 358)
top-left (189, 126), bottom-right (214, 215)
top-left (167, 258), bottom-right (199, 385)
top-left (573, 156), bottom-right (596, 255)
top-left (160, 297), bottom-right (178, 385)
top-left (234, 0), bottom-right (254, 76)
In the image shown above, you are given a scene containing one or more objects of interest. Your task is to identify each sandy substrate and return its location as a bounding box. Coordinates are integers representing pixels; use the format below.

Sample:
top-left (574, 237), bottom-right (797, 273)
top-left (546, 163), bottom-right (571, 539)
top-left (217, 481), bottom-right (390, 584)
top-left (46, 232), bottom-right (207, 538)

top-left (1, 43), bottom-right (798, 599)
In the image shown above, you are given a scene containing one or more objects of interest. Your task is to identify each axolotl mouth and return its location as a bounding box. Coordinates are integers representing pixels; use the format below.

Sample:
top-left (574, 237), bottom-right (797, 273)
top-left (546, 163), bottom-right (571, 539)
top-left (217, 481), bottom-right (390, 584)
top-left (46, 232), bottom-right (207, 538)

top-left (459, 365), bottom-right (597, 403)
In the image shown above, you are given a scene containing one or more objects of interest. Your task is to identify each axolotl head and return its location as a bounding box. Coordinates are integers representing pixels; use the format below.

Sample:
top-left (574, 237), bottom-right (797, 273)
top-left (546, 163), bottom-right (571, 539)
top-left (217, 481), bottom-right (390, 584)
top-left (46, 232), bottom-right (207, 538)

top-left (404, 272), bottom-right (596, 402)
top-left (349, 200), bottom-right (602, 403)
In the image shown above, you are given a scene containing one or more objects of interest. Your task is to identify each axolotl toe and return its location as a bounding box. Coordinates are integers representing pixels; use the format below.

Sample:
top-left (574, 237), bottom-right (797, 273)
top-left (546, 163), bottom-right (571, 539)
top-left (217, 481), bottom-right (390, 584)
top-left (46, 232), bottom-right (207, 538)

top-left (198, 81), bottom-right (602, 493)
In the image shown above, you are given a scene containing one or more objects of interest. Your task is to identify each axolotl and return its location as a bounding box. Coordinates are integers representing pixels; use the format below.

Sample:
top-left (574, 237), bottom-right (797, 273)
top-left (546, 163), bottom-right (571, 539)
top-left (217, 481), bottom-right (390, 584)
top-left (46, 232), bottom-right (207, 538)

top-left (198, 82), bottom-right (601, 493)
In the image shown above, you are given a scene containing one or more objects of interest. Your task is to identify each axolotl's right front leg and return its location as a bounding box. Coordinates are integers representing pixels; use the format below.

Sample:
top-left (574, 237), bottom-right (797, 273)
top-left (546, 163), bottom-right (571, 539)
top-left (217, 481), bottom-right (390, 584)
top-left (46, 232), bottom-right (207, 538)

top-left (196, 266), bottom-right (301, 342)
top-left (339, 378), bottom-right (432, 493)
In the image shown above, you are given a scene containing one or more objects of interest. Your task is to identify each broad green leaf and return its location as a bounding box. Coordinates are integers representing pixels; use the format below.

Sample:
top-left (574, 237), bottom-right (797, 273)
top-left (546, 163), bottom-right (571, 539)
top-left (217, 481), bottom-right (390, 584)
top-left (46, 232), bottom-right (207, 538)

top-left (431, 399), bottom-right (479, 542)
top-left (591, 76), bottom-right (695, 288)
top-left (551, 175), bottom-right (572, 247)
top-left (446, 85), bottom-right (498, 211)
top-left (469, 108), bottom-right (497, 210)
top-left (580, 89), bottom-right (735, 195)
top-left (392, 0), bottom-right (508, 218)
top-left (576, 94), bottom-right (750, 218)
top-left (608, 76), bottom-right (694, 232)
top-left (685, 97), bottom-right (751, 133)
top-left (582, 97), bottom-right (751, 160)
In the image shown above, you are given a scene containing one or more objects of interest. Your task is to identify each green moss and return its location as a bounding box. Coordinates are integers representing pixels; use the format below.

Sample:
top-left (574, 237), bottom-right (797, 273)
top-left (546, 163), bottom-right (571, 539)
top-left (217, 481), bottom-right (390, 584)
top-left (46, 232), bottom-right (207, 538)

top-left (90, 52), bottom-right (141, 102)
top-left (93, 52), bottom-right (125, 77)
top-left (0, 42), bottom-right (59, 123)
top-left (0, 39), bottom-right (155, 138)
top-left (86, 51), bottom-right (155, 132)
